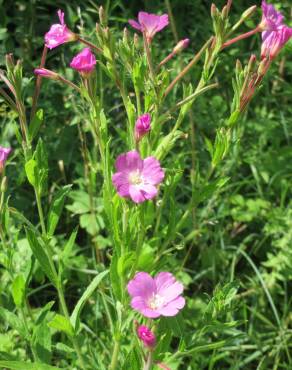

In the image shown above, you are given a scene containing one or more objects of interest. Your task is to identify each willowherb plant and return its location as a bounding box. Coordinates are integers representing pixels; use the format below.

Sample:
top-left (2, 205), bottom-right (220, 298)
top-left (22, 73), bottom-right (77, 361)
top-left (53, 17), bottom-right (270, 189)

top-left (0, 1), bottom-right (291, 369)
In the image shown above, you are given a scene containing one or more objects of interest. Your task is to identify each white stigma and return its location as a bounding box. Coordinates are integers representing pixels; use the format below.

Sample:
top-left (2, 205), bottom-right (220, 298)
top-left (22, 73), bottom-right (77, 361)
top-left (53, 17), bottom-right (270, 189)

top-left (148, 293), bottom-right (165, 310)
top-left (129, 170), bottom-right (142, 185)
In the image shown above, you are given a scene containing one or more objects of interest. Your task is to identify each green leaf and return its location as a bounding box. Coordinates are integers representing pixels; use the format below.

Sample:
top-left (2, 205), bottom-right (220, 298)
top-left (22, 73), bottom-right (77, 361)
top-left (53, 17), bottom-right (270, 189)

top-left (25, 159), bottom-right (37, 187)
top-left (0, 361), bottom-right (62, 370)
top-left (26, 229), bottom-right (57, 286)
top-left (0, 308), bottom-right (26, 337)
top-left (49, 314), bottom-right (74, 337)
top-left (60, 228), bottom-right (78, 265)
top-left (29, 109), bottom-right (43, 141)
top-left (11, 275), bottom-right (25, 307)
top-left (35, 301), bottom-right (55, 325)
top-left (47, 185), bottom-right (72, 237)
top-left (32, 322), bottom-right (52, 364)
top-left (70, 270), bottom-right (109, 331)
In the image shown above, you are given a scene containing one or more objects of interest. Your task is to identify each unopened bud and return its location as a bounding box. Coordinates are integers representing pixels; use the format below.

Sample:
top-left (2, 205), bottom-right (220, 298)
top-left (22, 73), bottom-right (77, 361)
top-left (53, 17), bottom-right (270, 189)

top-left (236, 59), bottom-right (243, 72)
top-left (137, 325), bottom-right (156, 348)
top-left (257, 57), bottom-right (269, 76)
top-left (241, 5), bottom-right (257, 21)
top-left (226, 0), bottom-right (233, 13)
top-left (123, 27), bottom-right (129, 44)
top-left (99, 6), bottom-right (106, 25)
top-left (173, 38), bottom-right (190, 54)
top-left (134, 33), bottom-right (140, 48)
top-left (5, 54), bottom-right (15, 71)
top-left (104, 27), bottom-right (110, 41)
top-left (211, 4), bottom-right (219, 18)
top-left (221, 5), bottom-right (228, 19)
top-left (1, 176), bottom-right (7, 193)
top-left (34, 68), bottom-right (59, 80)
top-left (247, 54), bottom-right (257, 72)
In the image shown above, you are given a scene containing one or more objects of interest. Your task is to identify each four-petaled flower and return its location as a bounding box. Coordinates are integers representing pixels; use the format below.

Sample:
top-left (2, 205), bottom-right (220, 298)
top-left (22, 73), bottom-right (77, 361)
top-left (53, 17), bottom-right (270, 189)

top-left (70, 48), bottom-right (97, 75)
top-left (0, 146), bottom-right (12, 173)
top-left (137, 325), bottom-right (156, 348)
top-left (127, 272), bottom-right (185, 318)
top-left (129, 12), bottom-right (169, 43)
top-left (112, 150), bottom-right (164, 204)
top-left (260, 1), bottom-right (292, 59)
top-left (45, 10), bottom-right (77, 49)
top-left (135, 113), bottom-right (151, 142)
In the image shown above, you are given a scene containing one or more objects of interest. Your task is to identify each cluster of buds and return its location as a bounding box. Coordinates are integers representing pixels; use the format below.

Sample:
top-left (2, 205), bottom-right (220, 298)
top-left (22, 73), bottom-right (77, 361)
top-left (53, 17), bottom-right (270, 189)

top-left (135, 113), bottom-right (151, 143)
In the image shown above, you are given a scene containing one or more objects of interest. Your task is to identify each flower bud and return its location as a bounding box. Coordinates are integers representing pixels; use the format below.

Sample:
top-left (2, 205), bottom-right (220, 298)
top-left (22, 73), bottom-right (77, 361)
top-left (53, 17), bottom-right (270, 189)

top-left (173, 38), bottom-right (190, 54)
top-left (99, 6), bottom-right (106, 25)
top-left (221, 5), bottom-right (228, 20)
top-left (241, 5), bottom-right (257, 21)
top-left (70, 48), bottom-right (97, 75)
top-left (5, 53), bottom-right (15, 72)
top-left (1, 176), bottom-right (7, 193)
top-left (134, 33), bottom-right (140, 48)
top-left (34, 68), bottom-right (59, 80)
top-left (123, 27), bottom-right (129, 44)
top-left (236, 59), bottom-right (242, 73)
top-left (211, 3), bottom-right (219, 18)
top-left (137, 325), bottom-right (156, 348)
top-left (257, 57), bottom-right (269, 76)
top-left (135, 113), bottom-right (151, 142)
top-left (247, 54), bottom-right (257, 72)
top-left (0, 146), bottom-right (12, 174)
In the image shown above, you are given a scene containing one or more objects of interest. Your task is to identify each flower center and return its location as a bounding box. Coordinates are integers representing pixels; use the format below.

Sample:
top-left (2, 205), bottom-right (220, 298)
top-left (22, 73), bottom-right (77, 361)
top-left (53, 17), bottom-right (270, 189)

top-left (148, 294), bottom-right (165, 310)
top-left (129, 170), bottom-right (142, 185)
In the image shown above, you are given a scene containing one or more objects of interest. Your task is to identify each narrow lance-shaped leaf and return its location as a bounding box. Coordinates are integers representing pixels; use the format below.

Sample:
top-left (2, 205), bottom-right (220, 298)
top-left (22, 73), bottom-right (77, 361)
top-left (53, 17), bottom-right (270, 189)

top-left (70, 270), bottom-right (109, 331)
top-left (47, 185), bottom-right (72, 237)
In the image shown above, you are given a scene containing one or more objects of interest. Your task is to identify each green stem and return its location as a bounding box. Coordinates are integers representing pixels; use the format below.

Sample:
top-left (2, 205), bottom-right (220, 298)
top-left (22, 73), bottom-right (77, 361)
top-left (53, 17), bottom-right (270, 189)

top-left (143, 351), bottom-right (154, 370)
top-left (34, 189), bottom-right (46, 237)
top-left (109, 339), bottom-right (120, 370)
top-left (57, 285), bottom-right (87, 370)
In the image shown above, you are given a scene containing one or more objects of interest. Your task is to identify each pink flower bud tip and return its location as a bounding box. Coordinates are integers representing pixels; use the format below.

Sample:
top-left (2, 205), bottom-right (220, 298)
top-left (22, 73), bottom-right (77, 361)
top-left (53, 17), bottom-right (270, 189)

top-left (70, 48), bottom-right (97, 75)
top-left (173, 38), bottom-right (190, 54)
top-left (34, 68), bottom-right (58, 79)
top-left (137, 325), bottom-right (156, 348)
top-left (0, 146), bottom-right (12, 172)
top-left (135, 113), bottom-right (151, 141)
top-left (45, 10), bottom-right (77, 49)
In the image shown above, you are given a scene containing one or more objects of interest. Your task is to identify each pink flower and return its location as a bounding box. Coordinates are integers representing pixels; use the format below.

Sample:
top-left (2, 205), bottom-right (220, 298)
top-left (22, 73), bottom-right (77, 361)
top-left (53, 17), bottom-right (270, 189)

top-left (45, 10), bottom-right (77, 49)
top-left (173, 38), bottom-right (190, 54)
top-left (135, 113), bottom-right (151, 142)
top-left (0, 146), bottom-right (12, 172)
top-left (129, 12), bottom-right (169, 43)
top-left (137, 325), bottom-right (156, 348)
top-left (259, 2), bottom-right (292, 59)
top-left (127, 272), bottom-right (185, 318)
top-left (70, 48), bottom-right (97, 74)
top-left (261, 25), bottom-right (292, 59)
top-left (112, 150), bottom-right (164, 204)
top-left (260, 1), bottom-right (284, 37)
top-left (34, 68), bottom-right (58, 79)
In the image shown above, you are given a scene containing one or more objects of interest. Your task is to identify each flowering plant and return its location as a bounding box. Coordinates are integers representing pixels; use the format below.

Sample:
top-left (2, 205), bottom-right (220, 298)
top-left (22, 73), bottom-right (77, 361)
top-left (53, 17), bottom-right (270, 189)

top-left (0, 1), bottom-right (291, 370)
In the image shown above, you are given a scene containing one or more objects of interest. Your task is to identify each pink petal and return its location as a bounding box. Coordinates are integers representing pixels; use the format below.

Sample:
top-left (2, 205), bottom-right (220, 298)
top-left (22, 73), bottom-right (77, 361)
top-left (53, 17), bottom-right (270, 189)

top-left (129, 185), bottom-right (146, 203)
top-left (155, 272), bottom-right (184, 303)
top-left (129, 19), bottom-right (142, 31)
top-left (115, 150), bottom-right (143, 172)
top-left (142, 157), bottom-right (164, 185)
top-left (57, 9), bottom-right (65, 25)
top-left (112, 172), bottom-right (130, 197)
top-left (141, 307), bottom-right (161, 318)
top-left (127, 272), bottom-right (156, 299)
top-left (156, 14), bottom-right (169, 32)
top-left (139, 184), bottom-right (158, 200)
top-left (158, 296), bottom-right (185, 316)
